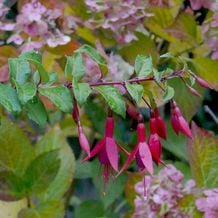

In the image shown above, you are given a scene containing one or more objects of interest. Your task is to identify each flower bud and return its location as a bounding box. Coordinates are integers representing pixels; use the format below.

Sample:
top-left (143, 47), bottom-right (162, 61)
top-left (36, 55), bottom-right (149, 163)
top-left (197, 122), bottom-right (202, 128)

top-left (196, 77), bottom-right (210, 89)
top-left (78, 125), bottom-right (90, 157)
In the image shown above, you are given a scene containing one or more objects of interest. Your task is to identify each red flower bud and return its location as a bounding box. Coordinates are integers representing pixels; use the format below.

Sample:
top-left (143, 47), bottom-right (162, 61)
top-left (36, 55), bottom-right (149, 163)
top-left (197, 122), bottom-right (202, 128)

top-left (153, 108), bottom-right (167, 140)
top-left (170, 102), bottom-right (192, 139)
top-left (148, 133), bottom-right (162, 165)
top-left (126, 104), bottom-right (139, 121)
top-left (196, 77), bottom-right (210, 89)
top-left (188, 86), bottom-right (201, 97)
top-left (78, 125), bottom-right (90, 157)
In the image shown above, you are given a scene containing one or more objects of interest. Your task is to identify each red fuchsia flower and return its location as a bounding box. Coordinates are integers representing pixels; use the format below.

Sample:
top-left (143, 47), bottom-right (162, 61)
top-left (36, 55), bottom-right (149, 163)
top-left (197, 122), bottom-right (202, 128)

top-left (148, 116), bottom-right (163, 165)
top-left (72, 102), bottom-right (90, 157)
top-left (170, 100), bottom-right (192, 139)
top-left (84, 116), bottom-right (127, 184)
top-left (119, 120), bottom-right (153, 175)
top-left (153, 107), bottom-right (167, 140)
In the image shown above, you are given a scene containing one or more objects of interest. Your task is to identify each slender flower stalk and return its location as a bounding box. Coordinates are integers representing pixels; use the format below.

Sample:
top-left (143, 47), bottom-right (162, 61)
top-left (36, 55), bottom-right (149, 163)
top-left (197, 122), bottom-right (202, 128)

top-left (170, 100), bottom-right (192, 139)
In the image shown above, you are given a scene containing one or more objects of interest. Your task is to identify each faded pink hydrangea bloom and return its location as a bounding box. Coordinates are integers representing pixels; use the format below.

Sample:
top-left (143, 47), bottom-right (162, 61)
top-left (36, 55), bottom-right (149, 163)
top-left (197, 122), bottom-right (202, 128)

top-left (0, 1), bottom-right (15, 31)
top-left (196, 189), bottom-right (218, 218)
top-left (133, 165), bottom-right (196, 218)
top-left (85, 0), bottom-right (152, 43)
top-left (5, 0), bottom-right (75, 51)
top-left (189, 0), bottom-right (214, 10)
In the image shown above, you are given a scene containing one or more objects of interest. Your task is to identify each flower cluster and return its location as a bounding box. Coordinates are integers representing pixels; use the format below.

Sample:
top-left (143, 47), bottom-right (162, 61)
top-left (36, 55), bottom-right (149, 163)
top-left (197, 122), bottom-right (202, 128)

top-left (133, 165), bottom-right (196, 218)
top-left (79, 101), bottom-right (193, 184)
top-left (189, 0), bottom-right (218, 59)
top-left (85, 0), bottom-right (152, 43)
top-left (196, 188), bottom-right (218, 218)
top-left (2, 0), bottom-right (76, 52)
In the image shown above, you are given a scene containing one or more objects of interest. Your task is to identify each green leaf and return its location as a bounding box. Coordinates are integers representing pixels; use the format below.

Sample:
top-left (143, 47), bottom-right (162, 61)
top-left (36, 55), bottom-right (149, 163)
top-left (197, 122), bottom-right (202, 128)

top-left (75, 200), bottom-right (105, 218)
top-left (19, 51), bottom-right (49, 82)
top-left (76, 44), bottom-right (106, 65)
top-left (134, 55), bottom-right (153, 77)
top-left (162, 121), bottom-right (188, 162)
top-left (188, 123), bottom-right (218, 188)
top-left (163, 86), bottom-right (175, 102)
top-left (15, 82), bottom-right (36, 104)
top-left (0, 198), bottom-right (27, 218)
top-left (0, 117), bottom-right (34, 176)
top-left (73, 82), bottom-right (92, 106)
top-left (65, 56), bottom-right (74, 80)
top-left (24, 151), bottom-right (60, 194)
top-left (71, 53), bottom-right (85, 81)
top-left (0, 84), bottom-right (21, 113)
top-left (25, 97), bottom-right (47, 127)
top-left (153, 68), bottom-right (163, 82)
top-left (160, 53), bottom-right (174, 58)
top-left (35, 129), bottom-right (75, 201)
top-left (8, 58), bottom-right (31, 85)
top-left (0, 171), bottom-right (26, 198)
top-left (94, 86), bottom-right (126, 118)
top-left (125, 82), bottom-right (144, 104)
top-left (39, 85), bottom-right (73, 113)
top-left (119, 33), bottom-right (158, 64)
top-left (18, 201), bottom-right (64, 218)
top-left (191, 58), bottom-right (218, 91)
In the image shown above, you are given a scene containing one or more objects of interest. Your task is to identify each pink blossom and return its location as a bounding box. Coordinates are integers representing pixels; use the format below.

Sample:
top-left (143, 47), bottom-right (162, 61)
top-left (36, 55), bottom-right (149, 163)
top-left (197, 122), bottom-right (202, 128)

top-left (189, 0), bottom-right (214, 10)
top-left (196, 189), bottom-right (218, 218)
top-left (133, 165), bottom-right (196, 218)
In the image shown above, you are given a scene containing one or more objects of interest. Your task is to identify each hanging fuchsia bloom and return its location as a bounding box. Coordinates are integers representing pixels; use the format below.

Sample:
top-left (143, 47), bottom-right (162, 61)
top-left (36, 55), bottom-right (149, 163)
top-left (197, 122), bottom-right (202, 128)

top-left (153, 108), bottom-right (167, 140)
top-left (148, 117), bottom-right (163, 165)
top-left (119, 121), bottom-right (153, 175)
top-left (196, 76), bottom-right (211, 89)
top-left (84, 116), bottom-right (123, 184)
top-left (170, 101), bottom-right (192, 139)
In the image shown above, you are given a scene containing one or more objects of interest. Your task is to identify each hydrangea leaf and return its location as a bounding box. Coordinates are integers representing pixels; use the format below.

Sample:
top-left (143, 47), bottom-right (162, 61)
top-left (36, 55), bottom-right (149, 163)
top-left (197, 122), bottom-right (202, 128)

top-left (188, 123), bottom-right (218, 188)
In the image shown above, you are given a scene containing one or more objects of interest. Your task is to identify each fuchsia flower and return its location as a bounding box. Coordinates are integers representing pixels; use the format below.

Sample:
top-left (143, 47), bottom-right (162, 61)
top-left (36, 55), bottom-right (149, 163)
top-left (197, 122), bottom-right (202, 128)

top-left (170, 100), bottom-right (192, 139)
top-left (119, 121), bottom-right (153, 175)
top-left (153, 108), bottom-right (167, 140)
top-left (148, 116), bottom-right (163, 165)
top-left (84, 116), bottom-right (124, 184)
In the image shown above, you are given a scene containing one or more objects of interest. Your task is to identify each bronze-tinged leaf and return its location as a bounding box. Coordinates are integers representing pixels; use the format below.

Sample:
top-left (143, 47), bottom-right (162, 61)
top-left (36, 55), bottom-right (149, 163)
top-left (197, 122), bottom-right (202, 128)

top-left (0, 46), bottom-right (19, 82)
top-left (45, 40), bottom-right (80, 56)
top-left (188, 123), bottom-right (218, 188)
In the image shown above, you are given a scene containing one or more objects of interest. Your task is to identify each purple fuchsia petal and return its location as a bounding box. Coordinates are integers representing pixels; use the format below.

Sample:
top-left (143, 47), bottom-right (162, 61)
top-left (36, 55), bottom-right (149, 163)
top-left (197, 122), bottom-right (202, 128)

top-left (105, 137), bottom-right (119, 172)
top-left (138, 142), bottom-right (153, 175)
